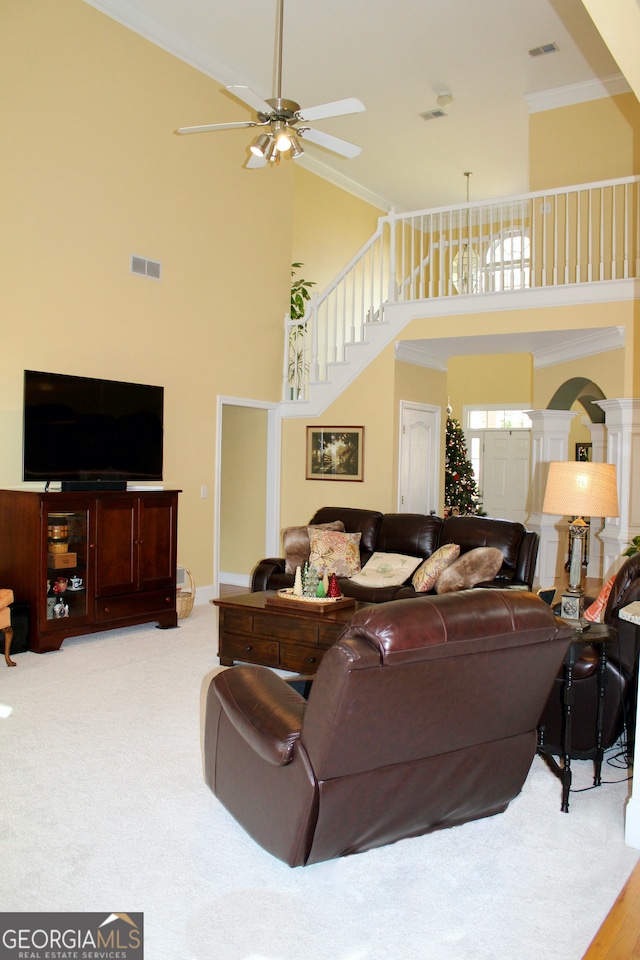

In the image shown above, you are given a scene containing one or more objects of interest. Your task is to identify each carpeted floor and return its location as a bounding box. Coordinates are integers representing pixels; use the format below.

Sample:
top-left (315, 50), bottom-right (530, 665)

top-left (1, 603), bottom-right (638, 960)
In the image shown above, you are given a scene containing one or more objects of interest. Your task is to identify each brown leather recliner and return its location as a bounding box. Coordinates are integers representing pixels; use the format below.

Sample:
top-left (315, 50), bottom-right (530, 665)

top-left (204, 590), bottom-right (572, 866)
top-left (539, 551), bottom-right (640, 758)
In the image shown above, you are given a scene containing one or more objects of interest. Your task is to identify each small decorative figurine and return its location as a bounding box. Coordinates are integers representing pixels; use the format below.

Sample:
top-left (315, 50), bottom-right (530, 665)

top-left (305, 565), bottom-right (319, 598)
top-left (293, 566), bottom-right (303, 597)
top-left (328, 573), bottom-right (341, 598)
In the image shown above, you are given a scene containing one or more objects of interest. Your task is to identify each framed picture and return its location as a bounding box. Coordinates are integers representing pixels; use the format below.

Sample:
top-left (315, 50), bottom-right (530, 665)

top-left (576, 443), bottom-right (592, 462)
top-left (306, 426), bottom-right (364, 481)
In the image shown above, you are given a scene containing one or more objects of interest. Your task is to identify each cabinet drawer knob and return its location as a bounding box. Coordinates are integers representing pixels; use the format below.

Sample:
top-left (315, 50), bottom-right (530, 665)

top-left (103, 606), bottom-right (110, 613)
top-left (244, 644), bottom-right (252, 652)
top-left (307, 657), bottom-right (317, 663)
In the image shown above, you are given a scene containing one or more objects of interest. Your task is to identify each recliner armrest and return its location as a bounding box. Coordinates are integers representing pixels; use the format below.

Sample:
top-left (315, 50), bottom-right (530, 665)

top-left (213, 666), bottom-right (306, 766)
top-left (251, 558), bottom-right (286, 592)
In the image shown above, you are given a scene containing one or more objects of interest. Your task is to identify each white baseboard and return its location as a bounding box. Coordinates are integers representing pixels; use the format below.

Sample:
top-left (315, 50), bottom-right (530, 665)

top-left (194, 584), bottom-right (216, 606)
top-left (219, 572), bottom-right (251, 588)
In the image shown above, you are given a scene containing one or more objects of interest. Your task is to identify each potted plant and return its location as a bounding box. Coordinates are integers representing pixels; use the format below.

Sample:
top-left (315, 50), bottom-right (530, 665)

top-left (623, 536), bottom-right (640, 557)
top-left (288, 263), bottom-right (315, 399)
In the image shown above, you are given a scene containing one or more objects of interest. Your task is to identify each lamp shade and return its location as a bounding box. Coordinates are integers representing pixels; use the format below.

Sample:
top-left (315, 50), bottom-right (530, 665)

top-left (542, 461), bottom-right (619, 518)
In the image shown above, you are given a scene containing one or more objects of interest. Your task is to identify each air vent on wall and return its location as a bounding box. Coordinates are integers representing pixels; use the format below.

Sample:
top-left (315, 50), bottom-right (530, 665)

top-left (420, 109), bottom-right (447, 121)
top-left (528, 42), bottom-right (559, 57)
top-left (130, 254), bottom-right (162, 280)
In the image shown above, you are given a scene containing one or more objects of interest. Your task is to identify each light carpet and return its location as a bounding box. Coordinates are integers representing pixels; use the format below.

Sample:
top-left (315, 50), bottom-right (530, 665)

top-left (1, 604), bottom-right (638, 960)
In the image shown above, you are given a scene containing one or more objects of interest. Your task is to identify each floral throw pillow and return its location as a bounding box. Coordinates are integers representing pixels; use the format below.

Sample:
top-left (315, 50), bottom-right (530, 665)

top-left (281, 521), bottom-right (345, 575)
top-left (309, 529), bottom-right (361, 578)
top-left (412, 544), bottom-right (460, 593)
top-left (584, 574), bottom-right (616, 623)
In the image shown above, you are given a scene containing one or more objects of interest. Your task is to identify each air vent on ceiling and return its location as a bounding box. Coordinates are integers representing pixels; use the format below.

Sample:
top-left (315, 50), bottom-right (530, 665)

top-left (420, 109), bottom-right (447, 121)
top-left (528, 42), bottom-right (559, 57)
top-left (130, 254), bottom-right (162, 280)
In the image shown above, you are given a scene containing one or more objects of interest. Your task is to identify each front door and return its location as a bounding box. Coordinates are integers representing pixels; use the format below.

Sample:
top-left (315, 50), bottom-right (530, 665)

top-left (480, 429), bottom-right (530, 523)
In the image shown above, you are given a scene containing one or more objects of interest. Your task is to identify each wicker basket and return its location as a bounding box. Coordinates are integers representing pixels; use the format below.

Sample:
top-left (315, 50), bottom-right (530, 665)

top-left (176, 567), bottom-right (195, 619)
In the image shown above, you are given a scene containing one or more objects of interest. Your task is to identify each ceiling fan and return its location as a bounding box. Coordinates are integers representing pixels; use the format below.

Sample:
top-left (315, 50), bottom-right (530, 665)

top-left (175, 0), bottom-right (365, 167)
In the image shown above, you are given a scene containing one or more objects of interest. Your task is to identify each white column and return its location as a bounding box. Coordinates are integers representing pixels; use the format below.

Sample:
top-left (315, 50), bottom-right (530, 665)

top-left (595, 399), bottom-right (640, 577)
top-left (526, 409), bottom-right (577, 586)
top-left (585, 421), bottom-right (607, 580)
top-left (594, 400), bottom-right (640, 849)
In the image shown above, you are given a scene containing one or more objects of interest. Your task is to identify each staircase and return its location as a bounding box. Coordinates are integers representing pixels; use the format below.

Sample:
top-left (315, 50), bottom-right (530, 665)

top-left (281, 175), bottom-right (640, 418)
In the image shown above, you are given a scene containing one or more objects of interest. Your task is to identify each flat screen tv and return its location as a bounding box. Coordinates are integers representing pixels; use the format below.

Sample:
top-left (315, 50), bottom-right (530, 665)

top-left (23, 370), bottom-right (164, 490)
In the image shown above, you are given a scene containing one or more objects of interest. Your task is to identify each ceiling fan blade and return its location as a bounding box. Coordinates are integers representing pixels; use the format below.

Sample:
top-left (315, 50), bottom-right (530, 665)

top-left (176, 121), bottom-right (256, 135)
top-left (298, 127), bottom-right (362, 159)
top-left (296, 97), bottom-right (365, 122)
top-left (226, 84), bottom-right (273, 116)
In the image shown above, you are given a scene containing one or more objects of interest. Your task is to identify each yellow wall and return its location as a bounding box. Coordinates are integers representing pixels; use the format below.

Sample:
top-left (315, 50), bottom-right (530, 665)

top-left (280, 345), bottom-right (397, 530)
top-left (447, 354), bottom-right (533, 418)
top-left (529, 93), bottom-right (640, 190)
top-left (2, 0), bottom-right (295, 587)
top-left (292, 167), bottom-right (384, 293)
top-left (220, 406), bottom-right (268, 574)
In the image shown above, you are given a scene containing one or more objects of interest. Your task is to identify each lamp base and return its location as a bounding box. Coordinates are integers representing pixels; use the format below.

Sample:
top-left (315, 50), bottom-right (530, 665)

top-left (560, 591), bottom-right (584, 622)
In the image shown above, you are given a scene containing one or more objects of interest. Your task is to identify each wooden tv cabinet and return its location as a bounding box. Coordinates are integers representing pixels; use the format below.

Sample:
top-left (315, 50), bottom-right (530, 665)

top-left (0, 488), bottom-right (180, 653)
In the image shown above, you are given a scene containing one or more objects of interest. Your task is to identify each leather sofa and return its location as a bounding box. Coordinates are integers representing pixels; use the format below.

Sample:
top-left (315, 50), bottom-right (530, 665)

top-left (204, 589), bottom-right (572, 866)
top-left (251, 506), bottom-right (539, 603)
top-left (539, 551), bottom-right (640, 758)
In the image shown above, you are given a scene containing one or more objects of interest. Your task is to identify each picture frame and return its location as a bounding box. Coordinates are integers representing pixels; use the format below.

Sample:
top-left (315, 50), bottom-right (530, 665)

top-left (306, 426), bottom-right (364, 481)
top-left (576, 442), bottom-right (592, 462)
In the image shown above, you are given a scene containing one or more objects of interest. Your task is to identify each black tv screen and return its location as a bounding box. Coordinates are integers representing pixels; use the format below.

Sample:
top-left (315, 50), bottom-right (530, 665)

top-left (23, 370), bottom-right (164, 485)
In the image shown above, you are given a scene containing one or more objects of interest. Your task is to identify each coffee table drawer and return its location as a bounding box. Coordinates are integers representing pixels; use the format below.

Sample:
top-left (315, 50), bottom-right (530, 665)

top-left (252, 611), bottom-right (319, 644)
top-left (220, 634), bottom-right (279, 667)
top-left (280, 643), bottom-right (328, 674)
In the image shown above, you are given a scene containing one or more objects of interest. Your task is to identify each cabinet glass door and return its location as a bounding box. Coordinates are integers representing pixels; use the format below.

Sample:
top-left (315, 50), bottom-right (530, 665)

top-left (45, 508), bottom-right (89, 624)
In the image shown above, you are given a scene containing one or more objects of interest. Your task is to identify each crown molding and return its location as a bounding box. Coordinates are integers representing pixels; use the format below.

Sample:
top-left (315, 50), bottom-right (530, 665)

top-left (82, 0), bottom-right (254, 88)
top-left (526, 74), bottom-right (631, 114)
top-left (296, 154), bottom-right (392, 212)
top-left (394, 324), bottom-right (626, 371)
top-left (531, 325), bottom-right (625, 367)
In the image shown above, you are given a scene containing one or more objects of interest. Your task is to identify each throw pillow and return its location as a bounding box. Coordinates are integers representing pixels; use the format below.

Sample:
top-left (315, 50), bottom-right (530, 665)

top-left (412, 544), bottom-right (460, 593)
top-left (309, 529), bottom-right (361, 578)
top-left (584, 574), bottom-right (616, 623)
top-left (350, 552), bottom-right (422, 588)
top-left (282, 521), bottom-right (345, 575)
top-left (435, 546), bottom-right (504, 595)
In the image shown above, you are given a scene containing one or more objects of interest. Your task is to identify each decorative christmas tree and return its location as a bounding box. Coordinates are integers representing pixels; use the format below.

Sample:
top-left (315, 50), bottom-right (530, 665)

top-left (445, 407), bottom-right (482, 515)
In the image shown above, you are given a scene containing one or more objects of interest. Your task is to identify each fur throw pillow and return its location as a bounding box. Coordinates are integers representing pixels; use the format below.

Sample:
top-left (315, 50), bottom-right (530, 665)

top-left (435, 547), bottom-right (504, 594)
top-left (282, 521), bottom-right (345, 575)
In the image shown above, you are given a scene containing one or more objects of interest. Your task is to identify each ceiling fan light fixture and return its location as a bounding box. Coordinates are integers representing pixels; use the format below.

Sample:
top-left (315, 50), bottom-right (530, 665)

top-left (250, 133), bottom-right (272, 158)
top-left (273, 122), bottom-right (293, 152)
top-left (290, 135), bottom-right (304, 159)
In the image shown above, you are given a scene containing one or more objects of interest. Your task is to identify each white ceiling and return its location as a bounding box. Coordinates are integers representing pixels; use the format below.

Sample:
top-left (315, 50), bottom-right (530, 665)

top-left (84, 0), bottom-right (627, 212)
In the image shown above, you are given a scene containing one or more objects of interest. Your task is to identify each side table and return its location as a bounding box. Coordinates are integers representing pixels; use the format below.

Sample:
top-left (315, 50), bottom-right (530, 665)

top-left (538, 621), bottom-right (616, 812)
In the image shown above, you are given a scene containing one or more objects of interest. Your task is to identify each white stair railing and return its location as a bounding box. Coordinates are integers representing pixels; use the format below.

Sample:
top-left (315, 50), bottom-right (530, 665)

top-left (284, 175), bottom-right (640, 401)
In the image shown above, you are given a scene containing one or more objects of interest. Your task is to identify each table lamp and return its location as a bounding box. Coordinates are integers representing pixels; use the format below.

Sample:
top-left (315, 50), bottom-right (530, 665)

top-left (542, 461), bottom-right (619, 621)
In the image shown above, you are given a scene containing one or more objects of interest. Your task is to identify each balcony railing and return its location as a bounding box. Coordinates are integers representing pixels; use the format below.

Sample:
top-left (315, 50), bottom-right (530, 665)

top-left (284, 175), bottom-right (640, 401)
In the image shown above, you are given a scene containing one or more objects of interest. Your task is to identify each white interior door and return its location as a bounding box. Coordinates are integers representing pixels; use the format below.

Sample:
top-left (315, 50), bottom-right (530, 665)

top-left (480, 429), bottom-right (530, 523)
top-left (398, 402), bottom-right (440, 514)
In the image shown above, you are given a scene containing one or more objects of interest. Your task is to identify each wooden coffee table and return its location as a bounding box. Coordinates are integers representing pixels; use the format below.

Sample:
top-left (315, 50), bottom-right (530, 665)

top-left (213, 590), bottom-right (367, 673)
